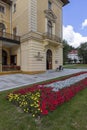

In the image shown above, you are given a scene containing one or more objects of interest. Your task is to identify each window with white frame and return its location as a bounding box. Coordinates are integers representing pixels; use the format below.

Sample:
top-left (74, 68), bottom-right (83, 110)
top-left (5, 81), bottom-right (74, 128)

top-left (0, 5), bottom-right (5, 13)
top-left (0, 23), bottom-right (6, 32)
top-left (47, 20), bottom-right (52, 34)
top-left (48, 1), bottom-right (52, 9)
top-left (13, 27), bottom-right (17, 35)
top-left (13, 3), bottom-right (16, 13)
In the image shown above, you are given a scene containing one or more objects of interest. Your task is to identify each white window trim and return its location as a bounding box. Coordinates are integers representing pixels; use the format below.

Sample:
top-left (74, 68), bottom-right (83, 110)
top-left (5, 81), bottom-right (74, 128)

top-left (12, 3), bottom-right (16, 13)
top-left (45, 18), bottom-right (55, 35)
top-left (0, 4), bottom-right (6, 14)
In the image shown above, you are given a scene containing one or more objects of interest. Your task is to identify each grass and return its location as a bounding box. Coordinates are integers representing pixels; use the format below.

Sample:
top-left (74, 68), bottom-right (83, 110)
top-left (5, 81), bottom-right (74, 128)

top-left (0, 83), bottom-right (87, 130)
top-left (64, 64), bottom-right (87, 69)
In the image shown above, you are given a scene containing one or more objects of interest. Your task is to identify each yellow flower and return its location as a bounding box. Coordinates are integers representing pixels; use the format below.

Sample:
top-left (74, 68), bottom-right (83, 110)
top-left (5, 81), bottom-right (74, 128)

top-left (32, 114), bottom-right (35, 117)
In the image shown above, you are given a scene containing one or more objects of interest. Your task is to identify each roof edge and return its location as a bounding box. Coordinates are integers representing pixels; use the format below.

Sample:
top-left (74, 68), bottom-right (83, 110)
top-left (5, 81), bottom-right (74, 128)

top-left (61, 0), bottom-right (70, 6)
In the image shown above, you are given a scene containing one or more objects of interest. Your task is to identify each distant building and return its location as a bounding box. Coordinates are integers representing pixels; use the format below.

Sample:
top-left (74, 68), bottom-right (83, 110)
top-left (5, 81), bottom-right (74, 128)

top-left (0, 0), bottom-right (69, 73)
top-left (68, 50), bottom-right (80, 63)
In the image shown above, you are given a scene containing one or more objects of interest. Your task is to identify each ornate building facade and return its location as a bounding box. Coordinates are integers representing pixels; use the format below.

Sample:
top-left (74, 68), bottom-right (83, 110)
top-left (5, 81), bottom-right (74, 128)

top-left (0, 0), bottom-right (69, 73)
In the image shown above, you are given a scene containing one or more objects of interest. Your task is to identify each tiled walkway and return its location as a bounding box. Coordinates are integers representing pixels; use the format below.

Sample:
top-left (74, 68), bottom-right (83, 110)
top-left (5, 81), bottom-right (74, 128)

top-left (0, 69), bottom-right (87, 92)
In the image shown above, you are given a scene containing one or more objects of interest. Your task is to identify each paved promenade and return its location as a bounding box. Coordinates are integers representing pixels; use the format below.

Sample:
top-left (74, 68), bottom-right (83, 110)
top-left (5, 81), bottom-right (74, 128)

top-left (0, 69), bottom-right (87, 92)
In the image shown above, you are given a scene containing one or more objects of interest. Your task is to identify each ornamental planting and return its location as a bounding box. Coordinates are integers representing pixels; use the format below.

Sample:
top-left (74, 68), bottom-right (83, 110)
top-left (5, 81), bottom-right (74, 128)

top-left (7, 71), bottom-right (87, 117)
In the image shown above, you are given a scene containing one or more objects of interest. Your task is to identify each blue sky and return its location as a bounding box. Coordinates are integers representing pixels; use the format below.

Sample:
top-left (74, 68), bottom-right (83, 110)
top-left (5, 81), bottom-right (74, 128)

top-left (63, 0), bottom-right (87, 48)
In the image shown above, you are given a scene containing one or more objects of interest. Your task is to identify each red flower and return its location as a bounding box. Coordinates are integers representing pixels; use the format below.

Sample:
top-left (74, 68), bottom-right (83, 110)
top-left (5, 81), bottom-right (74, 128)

top-left (9, 72), bottom-right (87, 117)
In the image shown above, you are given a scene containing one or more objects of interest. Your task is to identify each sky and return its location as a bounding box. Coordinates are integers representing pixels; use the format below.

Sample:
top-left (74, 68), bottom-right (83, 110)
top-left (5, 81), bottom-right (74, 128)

top-left (63, 0), bottom-right (87, 48)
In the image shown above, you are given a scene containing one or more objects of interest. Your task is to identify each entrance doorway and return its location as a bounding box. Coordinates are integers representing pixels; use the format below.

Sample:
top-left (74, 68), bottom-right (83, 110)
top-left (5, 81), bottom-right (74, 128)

top-left (10, 55), bottom-right (17, 65)
top-left (46, 49), bottom-right (52, 70)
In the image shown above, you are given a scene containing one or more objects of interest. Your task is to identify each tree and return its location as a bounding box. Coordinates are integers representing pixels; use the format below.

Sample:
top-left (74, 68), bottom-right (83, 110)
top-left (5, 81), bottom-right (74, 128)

top-left (78, 42), bottom-right (87, 64)
top-left (63, 40), bottom-right (75, 64)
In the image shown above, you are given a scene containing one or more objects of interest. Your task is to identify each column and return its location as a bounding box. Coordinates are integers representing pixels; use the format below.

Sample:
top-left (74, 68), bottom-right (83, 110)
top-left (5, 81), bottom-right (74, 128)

top-left (0, 40), bottom-right (2, 72)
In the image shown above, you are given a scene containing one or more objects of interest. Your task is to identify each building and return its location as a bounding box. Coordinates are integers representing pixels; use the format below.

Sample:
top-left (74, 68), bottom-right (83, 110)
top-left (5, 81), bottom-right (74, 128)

top-left (68, 50), bottom-right (80, 63)
top-left (0, 0), bottom-right (69, 74)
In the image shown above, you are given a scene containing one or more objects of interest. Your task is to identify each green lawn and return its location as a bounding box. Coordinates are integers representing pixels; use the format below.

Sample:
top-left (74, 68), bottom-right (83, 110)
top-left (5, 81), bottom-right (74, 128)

top-left (64, 64), bottom-right (87, 69)
top-left (0, 86), bottom-right (87, 130)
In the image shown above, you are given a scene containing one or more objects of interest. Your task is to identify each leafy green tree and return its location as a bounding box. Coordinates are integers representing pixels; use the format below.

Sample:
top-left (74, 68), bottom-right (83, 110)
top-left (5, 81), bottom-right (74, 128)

top-left (78, 42), bottom-right (87, 64)
top-left (63, 40), bottom-right (75, 64)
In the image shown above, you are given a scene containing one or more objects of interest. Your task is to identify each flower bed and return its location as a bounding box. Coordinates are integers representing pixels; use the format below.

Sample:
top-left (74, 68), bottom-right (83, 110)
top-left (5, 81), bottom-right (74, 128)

top-left (7, 72), bottom-right (87, 117)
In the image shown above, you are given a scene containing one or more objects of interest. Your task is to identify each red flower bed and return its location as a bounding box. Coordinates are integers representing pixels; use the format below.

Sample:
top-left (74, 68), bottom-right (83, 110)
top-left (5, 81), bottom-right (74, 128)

top-left (14, 71), bottom-right (87, 95)
top-left (7, 72), bottom-right (87, 117)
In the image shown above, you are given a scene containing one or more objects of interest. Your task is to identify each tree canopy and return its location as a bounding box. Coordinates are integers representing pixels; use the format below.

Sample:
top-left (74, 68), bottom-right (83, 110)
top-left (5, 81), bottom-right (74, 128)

top-left (63, 40), bottom-right (75, 64)
top-left (78, 42), bottom-right (87, 64)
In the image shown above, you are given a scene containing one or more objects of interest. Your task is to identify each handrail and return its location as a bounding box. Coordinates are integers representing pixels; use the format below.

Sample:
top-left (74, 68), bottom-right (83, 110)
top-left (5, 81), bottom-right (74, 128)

top-left (1, 0), bottom-right (12, 5)
top-left (43, 32), bottom-right (62, 43)
top-left (0, 31), bottom-right (20, 42)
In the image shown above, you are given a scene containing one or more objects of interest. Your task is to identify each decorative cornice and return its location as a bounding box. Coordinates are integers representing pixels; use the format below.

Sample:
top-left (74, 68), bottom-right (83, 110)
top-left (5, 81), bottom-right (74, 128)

top-left (44, 9), bottom-right (57, 22)
top-left (21, 31), bottom-right (43, 43)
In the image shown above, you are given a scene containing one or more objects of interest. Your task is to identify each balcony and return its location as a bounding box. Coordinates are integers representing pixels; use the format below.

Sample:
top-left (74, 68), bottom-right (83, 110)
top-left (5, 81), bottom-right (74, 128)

top-left (43, 33), bottom-right (62, 43)
top-left (1, 0), bottom-right (12, 5)
top-left (0, 31), bottom-right (20, 44)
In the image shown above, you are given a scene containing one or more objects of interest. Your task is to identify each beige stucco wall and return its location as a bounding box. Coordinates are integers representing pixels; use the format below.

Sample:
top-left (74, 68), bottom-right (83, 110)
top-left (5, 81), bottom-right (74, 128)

top-left (20, 0), bottom-right (64, 72)
top-left (21, 39), bottom-right (46, 71)
top-left (0, 1), bottom-right (10, 33)
top-left (21, 38), bottom-right (63, 72)
top-left (0, 0), bottom-right (63, 37)
top-left (10, 46), bottom-right (21, 66)
top-left (52, 1), bottom-right (63, 37)
top-left (12, 0), bottom-right (29, 36)
top-left (37, 0), bottom-right (47, 33)
top-left (55, 45), bottom-right (63, 67)
top-left (11, 0), bottom-right (63, 37)
top-left (0, 0), bottom-right (64, 72)
top-left (37, 0), bottom-right (63, 37)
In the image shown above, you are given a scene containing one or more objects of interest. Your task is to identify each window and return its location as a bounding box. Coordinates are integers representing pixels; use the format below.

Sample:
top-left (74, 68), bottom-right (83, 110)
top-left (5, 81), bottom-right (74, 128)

top-left (0, 23), bottom-right (6, 32)
top-left (48, 1), bottom-right (52, 9)
top-left (47, 20), bottom-right (52, 34)
top-left (10, 55), bottom-right (17, 65)
top-left (13, 27), bottom-right (17, 35)
top-left (13, 3), bottom-right (16, 12)
top-left (2, 50), bottom-right (7, 65)
top-left (13, 27), bottom-right (17, 40)
top-left (0, 5), bottom-right (5, 13)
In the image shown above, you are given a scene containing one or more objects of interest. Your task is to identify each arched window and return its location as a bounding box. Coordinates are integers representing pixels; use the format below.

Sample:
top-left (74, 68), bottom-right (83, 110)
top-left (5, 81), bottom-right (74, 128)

top-left (47, 20), bottom-right (52, 34)
top-left (0, 23), bottom-right (6, 32)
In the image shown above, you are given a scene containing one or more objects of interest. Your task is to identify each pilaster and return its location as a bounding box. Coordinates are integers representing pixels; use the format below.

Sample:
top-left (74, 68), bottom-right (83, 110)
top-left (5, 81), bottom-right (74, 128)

top-left (28, 0), bottom-right (37, 32)
top-left (0, 41), bottom-right (2, 72)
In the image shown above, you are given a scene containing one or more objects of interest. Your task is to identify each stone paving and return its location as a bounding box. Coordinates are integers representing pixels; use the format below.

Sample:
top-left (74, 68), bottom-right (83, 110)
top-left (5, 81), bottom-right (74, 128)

top-left (0, 69), bottom-right (87, 92)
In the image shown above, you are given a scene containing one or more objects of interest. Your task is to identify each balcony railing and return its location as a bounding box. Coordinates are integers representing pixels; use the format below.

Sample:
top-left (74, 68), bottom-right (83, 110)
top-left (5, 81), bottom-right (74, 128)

top-left (1, 0), bottom-right (12, 5)
top-left (0, 31), bottom-right (20, 44)
top-left (43, 33), bottom-right (62, 43)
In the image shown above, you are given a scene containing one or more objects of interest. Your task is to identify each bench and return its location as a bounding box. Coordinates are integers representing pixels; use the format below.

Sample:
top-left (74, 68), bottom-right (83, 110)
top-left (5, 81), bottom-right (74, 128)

top-left (56, 65), bottom-right (63, 71)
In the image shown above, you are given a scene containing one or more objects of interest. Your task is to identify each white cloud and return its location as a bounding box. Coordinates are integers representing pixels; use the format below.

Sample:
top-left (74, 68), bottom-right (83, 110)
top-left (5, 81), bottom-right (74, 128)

top-left (63, 25), bottom-right (87, 48)
top-left (82, 19), bottom-right (87, 29)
